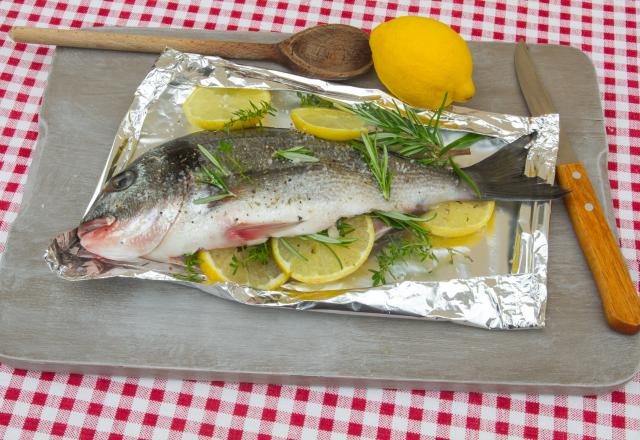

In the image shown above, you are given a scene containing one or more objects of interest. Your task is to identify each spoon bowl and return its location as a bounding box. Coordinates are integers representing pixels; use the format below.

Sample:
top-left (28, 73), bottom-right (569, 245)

top-left (277, 24), bottom-right (372, 80)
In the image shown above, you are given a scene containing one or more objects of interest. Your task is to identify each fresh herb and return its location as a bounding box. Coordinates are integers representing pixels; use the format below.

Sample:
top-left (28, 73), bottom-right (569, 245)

top-left (193, 144), bottom-right (235, 204)
top-left (370, 210), bottom-right (434, 240)
top-left (297, 92), bottom-right (334, 108)
top-left (344, 96), bottom-right (446, 161)
top-left (438, 132), bottom-right (484, 157)
top-left (280, 219), bottom-right (357, 270)
top-left (219, 141), bottom-right (233, 155)
top-left (336, 218), bottom-right (355, 236)
top-left (449, 156), bottom-right (481, 198)
top-left (280, 237), bottom-right (308, 261)
top-left (174, 252), bottom-right (203, 283)
top-left (218, 141), bottom-right (250, 182)
top-left (229, 242), bottom-right (270, 275)
top-left (300, 232), bottom-right (357, 270)
top-left (353, 133), bottom-right (392, 200)
top-left (446, 247), bottom-right (474, 265)
top-left (223, 100), bottom-right (276, 132)
top-left (304, 233), bottom-right (356, 246)
top-left (340, 95), bottom-right (484, 195)
top-left (370, 237), bottom-right (437, 286)
top-left (368, 211), bottom-right (438, 286)
top-left (272, 146), bottom-right (319, 163)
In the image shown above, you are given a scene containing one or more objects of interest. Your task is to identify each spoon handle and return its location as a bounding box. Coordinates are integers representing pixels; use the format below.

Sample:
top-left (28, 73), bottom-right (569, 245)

top-left (9, 26), bottom-right (282, 61)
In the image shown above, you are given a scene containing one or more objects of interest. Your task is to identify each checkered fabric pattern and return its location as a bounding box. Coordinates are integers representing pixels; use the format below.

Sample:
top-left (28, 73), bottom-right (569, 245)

top-left (0, 1), bottom-right (639, 439)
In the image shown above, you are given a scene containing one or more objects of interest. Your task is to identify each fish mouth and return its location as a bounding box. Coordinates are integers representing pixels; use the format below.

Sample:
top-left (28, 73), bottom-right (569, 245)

top-left (77, 216), bottom-right (116, 239)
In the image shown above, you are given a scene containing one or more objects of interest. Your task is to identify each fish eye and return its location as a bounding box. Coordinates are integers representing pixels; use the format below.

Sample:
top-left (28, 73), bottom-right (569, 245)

top-left (108, 170), bottom-right (136, 192)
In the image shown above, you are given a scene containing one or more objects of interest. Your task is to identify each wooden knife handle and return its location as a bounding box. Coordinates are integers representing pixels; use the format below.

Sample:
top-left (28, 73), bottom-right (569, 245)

top-left (8, 26), bottom-right (281, 60)
top-left (557, 162), bottom-right (640, 334)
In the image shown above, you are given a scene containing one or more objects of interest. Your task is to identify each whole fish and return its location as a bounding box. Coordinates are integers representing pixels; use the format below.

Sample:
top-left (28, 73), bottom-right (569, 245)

top-left (78, 128), bottom-right (564, 262)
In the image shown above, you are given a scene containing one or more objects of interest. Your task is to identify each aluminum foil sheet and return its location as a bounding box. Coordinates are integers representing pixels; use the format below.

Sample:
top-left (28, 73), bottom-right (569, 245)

top-left (45, 48), bottom-right (560, 330)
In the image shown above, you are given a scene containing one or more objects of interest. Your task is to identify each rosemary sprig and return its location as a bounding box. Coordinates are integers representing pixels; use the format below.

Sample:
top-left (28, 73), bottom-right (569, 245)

top-left (174, 252), bottom-right (203, 283)
top-left (336, 218), bottom-right (355, 236)
top-left (353, 133), bottom-right (392, 200)
top-left (341, 95), bottom-right (485, 195)
top-left (194, 144), bottom-right (235, 204)
top-left (297, 92), bottom-right (334, 108)
top-left (346, 96), bottom-right (447, 162)
top-left (280, 237), bottom-right (308, 261)
top-left (449, 156), bottom-right (481, 198)
top-left (223, 100), bottom-right (276, 132)
top-left (229, 242), bottom-right (271, 275)
top-left (280, 219), bottom-right (357, 270)
top-left (438, 132), bottom-right (484, 156)
top-left (370, 210), bottom-right (434, 239)
top-left (300, 232), bottom-right (357, 270)
top-left (272, 146), bottom-right (319, 163)
top-left (303, 233), bottom-right (356, 246)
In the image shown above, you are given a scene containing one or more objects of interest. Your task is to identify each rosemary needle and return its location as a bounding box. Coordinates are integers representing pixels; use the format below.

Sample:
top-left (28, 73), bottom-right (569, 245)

top-left (272, 146), bottom-right (319, 163)
top-left (353, 133), bottom-right (392, 200)
top-left (193, 144), bottom-right (235, 204)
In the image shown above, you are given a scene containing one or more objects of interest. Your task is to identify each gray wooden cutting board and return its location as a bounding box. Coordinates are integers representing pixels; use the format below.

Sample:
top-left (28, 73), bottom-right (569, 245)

top-left (0, 29), bottom-right (638, 393)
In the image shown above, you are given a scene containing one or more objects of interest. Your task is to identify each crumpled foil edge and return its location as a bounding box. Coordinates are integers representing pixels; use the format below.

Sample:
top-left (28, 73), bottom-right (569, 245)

top-left (45, 48), bottom-right (559, 330)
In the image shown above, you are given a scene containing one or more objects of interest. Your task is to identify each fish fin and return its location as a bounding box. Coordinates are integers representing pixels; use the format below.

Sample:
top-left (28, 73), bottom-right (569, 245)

top-left (464, 133), bottom-right (568, 201)
top-left (226, 222), bottom-right (298, 242)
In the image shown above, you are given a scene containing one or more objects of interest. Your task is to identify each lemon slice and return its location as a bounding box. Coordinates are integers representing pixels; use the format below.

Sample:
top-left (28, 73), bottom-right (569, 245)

top-left (197, 245), bottom-right (288, 290)
top-left (421, 201), bottom-right (495, 238)
top-left (183, 87), bottom-right (272, 131)
top-left (290, 107), bottom-right (369, 141)
top-left (272, 215), bottom-right (375, 284)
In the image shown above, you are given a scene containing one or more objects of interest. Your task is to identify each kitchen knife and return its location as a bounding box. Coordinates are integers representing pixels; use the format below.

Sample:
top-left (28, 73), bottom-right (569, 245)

top-left (515, 40), bottom-right (640, 334)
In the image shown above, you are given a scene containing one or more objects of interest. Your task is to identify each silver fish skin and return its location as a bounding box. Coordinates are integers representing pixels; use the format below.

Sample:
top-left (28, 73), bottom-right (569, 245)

top-left (78, 128), bottom-right (564, 262)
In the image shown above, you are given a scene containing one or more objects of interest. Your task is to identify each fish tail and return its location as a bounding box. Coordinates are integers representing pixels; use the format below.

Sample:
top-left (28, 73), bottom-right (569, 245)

top-left (464, 133), bottom-right (568, 201)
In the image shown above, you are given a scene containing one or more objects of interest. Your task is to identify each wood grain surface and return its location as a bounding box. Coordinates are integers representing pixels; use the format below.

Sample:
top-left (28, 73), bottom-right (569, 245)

top-left (557, 162), bottom-right (640, 334)
top-left (9, 25), bottom-right (373, 80)
top-left (0, 29), bottom-right (637, 393)
top-left (9, 26), bottom-right (283, 60)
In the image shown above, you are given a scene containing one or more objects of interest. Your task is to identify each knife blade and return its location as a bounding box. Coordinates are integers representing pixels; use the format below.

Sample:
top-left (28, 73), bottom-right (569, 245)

top-left (515, 40), bottom-right (640, 335)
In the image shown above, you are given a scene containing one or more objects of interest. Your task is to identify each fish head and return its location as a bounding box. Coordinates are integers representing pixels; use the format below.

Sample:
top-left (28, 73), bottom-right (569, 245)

top-left (78, 150), bottom-right (188, 260)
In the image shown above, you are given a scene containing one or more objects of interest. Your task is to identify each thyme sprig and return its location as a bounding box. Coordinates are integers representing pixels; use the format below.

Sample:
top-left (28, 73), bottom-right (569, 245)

top-left (194, 144), bottom-right (235, 204)
top-left (229, 242), bottom-right (271, 275)
top-left (218, 141), bottom-right (250, 181)
top-left (297, 92), bottom-right (334, 108)
top-left (353, 133), bottom-right (392, 200)
top-left (369, 210), bottom-right (437, 286)
top-left (174, 252), bottom-right (203, 283)
top-left (272, 146), bottom-right (319, 163)
top-left (370, 237), bottom-right (437, 286)
top-left (223, 100), bottom-right (276, 132)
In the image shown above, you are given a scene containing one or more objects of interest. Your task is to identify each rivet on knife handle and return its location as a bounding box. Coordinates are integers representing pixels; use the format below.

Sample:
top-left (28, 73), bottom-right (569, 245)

top-left (557, 162), bottom-right (640, 334)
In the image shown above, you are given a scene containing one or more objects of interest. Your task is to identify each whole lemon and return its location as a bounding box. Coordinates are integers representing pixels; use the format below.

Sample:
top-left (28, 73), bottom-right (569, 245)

top-left (370, 16), bottom-right (475, 110)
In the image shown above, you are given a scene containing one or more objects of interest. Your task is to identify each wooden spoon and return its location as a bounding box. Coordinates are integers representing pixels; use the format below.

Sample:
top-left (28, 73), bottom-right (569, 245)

top-left (9, 25), bottom-right (372, 81)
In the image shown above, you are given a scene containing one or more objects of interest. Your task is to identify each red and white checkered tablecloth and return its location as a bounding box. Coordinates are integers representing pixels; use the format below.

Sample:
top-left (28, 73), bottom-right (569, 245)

top-left (1, 1), bottom-right (639, 439)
